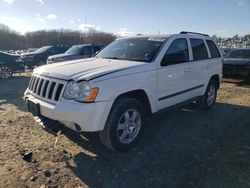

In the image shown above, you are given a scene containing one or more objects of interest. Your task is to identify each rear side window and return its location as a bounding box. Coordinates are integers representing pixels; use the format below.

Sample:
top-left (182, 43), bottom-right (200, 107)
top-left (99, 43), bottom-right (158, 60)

top-left (190, 39), bottom-right (208, 61)
top-left (161, 38), bottom-right (189, 66)
top-left (206, 40), bottom-right (221, 58)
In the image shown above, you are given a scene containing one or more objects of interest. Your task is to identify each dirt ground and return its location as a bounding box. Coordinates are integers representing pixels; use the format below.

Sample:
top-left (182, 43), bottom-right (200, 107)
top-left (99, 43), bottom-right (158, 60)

top-left (0, 75), bottom-right (250, 188)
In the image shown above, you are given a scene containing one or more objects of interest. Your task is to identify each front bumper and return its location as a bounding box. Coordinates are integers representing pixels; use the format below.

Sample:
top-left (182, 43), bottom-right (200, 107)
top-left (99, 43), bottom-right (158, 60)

top-left (24, 94), bottom-right (113, 132)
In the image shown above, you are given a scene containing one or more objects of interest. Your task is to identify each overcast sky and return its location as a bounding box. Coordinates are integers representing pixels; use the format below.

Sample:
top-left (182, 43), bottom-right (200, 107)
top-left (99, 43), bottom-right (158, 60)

top-left (0, 0), bottom-right (249, 37)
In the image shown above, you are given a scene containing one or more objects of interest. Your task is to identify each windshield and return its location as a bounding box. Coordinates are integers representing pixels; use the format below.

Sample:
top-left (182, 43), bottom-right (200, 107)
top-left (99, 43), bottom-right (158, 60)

top-left (96, 37), bottom-right (166, 62)
top-left (35, 46), bottom-right (52, 53)
top-left (224, 49), bottom-right (250, 59)
top-left (65, 45), bottom-right (81, 55)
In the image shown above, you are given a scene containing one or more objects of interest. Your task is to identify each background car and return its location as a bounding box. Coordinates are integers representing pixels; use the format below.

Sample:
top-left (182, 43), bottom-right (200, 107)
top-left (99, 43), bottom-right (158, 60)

top-left (0, 51), bottom-right (24, 79)
top-left (223, 48), bottom-right (250, 78)
top-left (20, 45), bottom-right (70, 69)
top-left (47, 44), bottom-right (104, 64)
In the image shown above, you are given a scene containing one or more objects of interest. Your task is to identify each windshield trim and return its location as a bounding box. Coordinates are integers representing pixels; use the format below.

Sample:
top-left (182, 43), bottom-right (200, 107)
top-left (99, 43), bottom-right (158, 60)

top-left (150, 37), bottom-right (168, 62)
top-left (99, 56), bottom-right (152, 63)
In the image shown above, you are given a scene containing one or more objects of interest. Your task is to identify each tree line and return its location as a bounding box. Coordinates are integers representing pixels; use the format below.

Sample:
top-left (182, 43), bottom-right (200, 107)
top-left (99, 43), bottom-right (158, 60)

top-left (212, 34), bottom-right (250, 49)
top-left (1, 23), bottom-right (250, 51)
top-left (0, 23), bottom-right (117, 51)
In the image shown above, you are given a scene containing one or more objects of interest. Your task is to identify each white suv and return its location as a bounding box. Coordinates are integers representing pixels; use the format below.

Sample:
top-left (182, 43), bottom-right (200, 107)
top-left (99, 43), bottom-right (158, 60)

top-left (24, 31), bottom-right (223, 152)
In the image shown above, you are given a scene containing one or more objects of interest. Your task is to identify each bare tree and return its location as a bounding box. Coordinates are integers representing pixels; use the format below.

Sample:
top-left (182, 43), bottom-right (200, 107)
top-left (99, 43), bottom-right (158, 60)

top-left (0, 23), bottom-right (116, 51)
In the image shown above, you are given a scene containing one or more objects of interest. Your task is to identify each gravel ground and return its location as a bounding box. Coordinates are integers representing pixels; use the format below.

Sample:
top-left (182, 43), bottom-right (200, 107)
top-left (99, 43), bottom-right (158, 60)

top-left (0, 75), bottom-right (250, 188)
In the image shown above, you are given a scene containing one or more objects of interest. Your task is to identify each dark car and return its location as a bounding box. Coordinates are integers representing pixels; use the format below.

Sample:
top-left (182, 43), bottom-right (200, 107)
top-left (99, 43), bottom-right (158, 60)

top-left (0, 51), bottom-right (24, 79)
top-left (21, 45), bottom-right (69, 68)
top-left (223, 48), bottom-right (250, 78)
top-left (47, 44), bottom-right (104, 64)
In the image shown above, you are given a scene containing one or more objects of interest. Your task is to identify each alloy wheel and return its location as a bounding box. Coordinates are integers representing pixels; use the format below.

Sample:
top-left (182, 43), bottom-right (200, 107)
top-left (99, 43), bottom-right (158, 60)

top-left (117, 109), bottom-right (142, 144)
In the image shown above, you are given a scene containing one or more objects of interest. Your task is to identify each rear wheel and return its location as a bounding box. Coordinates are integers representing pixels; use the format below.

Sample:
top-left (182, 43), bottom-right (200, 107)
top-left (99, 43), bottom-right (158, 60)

top-left (197, 80), bottom-right (217, 110)
top-left (99, 97), bottom-right (146, 152)
top-left (0, 66), bottom-right (13, 79)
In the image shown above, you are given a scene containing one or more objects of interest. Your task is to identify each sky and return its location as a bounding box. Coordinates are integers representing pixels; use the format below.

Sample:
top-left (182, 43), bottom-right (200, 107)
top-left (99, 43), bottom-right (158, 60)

top-left (0, 0), bottom-right (249, 37)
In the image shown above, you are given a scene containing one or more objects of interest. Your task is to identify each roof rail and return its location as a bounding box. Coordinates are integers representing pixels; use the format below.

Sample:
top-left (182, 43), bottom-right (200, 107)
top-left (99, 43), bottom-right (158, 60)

top-left (180, 31), bottom-right (209, 37)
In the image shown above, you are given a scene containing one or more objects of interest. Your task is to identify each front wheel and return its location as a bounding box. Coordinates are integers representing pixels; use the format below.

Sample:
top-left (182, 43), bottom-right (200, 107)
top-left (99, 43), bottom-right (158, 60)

top-left (0, 66), bottom-right (13, 79)
top-left (99, 97), bottom-right (146, 152)
top-left (197, 80), bottom-right (217, 110)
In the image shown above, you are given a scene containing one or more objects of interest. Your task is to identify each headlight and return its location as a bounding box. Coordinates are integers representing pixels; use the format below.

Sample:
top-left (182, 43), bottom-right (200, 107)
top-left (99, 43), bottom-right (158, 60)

top-left (63, 81), bottom-right (99, 102)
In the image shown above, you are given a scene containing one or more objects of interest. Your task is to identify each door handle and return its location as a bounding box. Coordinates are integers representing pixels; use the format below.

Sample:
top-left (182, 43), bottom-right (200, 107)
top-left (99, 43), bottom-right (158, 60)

top-left (184, 68), bottom-right (192, 72)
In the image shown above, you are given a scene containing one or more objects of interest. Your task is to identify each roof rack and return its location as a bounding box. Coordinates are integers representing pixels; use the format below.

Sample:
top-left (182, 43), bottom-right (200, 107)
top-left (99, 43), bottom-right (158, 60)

top-left (180, 31), bottom-right (209, 37)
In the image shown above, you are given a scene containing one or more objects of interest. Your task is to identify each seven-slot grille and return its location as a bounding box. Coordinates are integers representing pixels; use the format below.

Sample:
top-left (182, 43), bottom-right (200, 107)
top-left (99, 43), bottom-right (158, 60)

top-left (28, 75), bottom-right (66, 102)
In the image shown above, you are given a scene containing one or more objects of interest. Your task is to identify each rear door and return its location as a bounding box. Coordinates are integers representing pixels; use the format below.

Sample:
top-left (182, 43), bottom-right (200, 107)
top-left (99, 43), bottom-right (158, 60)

top-left (187, 38), bottom-right (211, 96)
top-left (205, 39), bottom-right (222, 83)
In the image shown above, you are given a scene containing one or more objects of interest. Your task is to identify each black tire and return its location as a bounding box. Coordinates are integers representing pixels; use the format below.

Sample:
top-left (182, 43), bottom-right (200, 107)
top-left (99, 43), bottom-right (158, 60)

top-left (99, 97), bottom-right (146, 152)
top-left (0, 66), bottom-right (13, 79)
top-left (197, 79), bottom-right (217, 110)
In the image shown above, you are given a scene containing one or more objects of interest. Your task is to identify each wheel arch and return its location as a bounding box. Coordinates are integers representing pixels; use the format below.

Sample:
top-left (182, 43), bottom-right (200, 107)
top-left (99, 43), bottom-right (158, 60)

top-left (113, 89), bottom-right (153, 116)
top-left (210, 74), bottom-right (220, 89)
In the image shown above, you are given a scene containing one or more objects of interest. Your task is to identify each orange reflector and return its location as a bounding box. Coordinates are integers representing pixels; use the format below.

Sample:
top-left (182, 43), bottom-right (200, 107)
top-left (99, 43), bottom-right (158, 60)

top-left (86, 88), bottom-right (99, 102)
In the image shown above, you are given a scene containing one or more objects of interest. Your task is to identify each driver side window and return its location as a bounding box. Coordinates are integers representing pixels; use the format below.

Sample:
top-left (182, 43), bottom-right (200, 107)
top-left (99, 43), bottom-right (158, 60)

top-left (161, 38), bottom-right (189, 66)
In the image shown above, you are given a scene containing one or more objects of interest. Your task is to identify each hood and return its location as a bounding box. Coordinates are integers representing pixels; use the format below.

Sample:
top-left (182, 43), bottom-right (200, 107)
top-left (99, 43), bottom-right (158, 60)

top-left (223, 58), bottom-right (250, 66)
top-left (48, 53), bottom-right (70, 59)
top-left (34, 57), bottom-right (147, 81)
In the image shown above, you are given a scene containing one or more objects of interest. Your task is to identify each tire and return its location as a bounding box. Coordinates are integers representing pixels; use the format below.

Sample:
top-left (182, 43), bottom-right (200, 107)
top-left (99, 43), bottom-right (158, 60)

top-left (99, 97), bottom-right (146, 152)
top-left (197, 80), bottom-right (217, 110)
top-left (0, 66), bottom-right (13, 79)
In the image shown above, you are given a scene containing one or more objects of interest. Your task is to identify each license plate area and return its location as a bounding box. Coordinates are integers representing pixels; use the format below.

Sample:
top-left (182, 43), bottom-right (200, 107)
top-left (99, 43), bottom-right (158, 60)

top-left (28, 100), bottom-right (40, 116)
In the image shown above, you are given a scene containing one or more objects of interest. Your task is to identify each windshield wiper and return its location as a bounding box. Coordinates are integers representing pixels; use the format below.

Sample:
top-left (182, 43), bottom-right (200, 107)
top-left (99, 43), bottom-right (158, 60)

top-left (102, 57), bottom-right (120, 60)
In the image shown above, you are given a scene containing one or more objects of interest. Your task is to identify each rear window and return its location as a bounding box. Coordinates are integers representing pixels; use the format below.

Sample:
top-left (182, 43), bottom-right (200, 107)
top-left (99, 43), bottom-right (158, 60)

top-left (190, 39), bottom-right (208, 61)
top-left (206, 40), bottom-right (221, 58)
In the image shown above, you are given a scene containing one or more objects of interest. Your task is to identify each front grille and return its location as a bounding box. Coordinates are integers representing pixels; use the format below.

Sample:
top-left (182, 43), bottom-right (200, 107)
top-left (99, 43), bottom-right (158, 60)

top-left (28, 75), bottom-right (66, 103)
